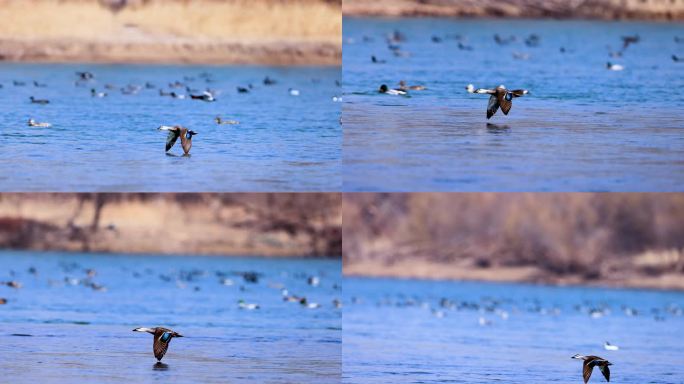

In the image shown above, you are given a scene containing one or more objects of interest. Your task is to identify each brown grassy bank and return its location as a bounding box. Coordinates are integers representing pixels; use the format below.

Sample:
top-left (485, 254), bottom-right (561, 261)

top-left (343, 193), bottom-right (684, 290)
top-left (0, 193), bottom-right (341, 257)
top-left (343, 0), bottom-right (684, 21)
top-left (0, 0), bottom-right (341, 65)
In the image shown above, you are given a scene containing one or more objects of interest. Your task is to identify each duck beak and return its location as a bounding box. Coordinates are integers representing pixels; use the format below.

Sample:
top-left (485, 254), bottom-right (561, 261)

top-left (175, 333), bottom-right (184, 338)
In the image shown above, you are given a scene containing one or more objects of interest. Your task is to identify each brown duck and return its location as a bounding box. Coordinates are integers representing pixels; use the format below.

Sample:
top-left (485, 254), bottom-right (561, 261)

top-left (572, 354), bottom-right (612, 383)
top-left (133, 327), bottom-right (184, 362)
top-left (466, 84), bottom-right (529, 119)
top-left (158, 125), bottom-right (197, 154)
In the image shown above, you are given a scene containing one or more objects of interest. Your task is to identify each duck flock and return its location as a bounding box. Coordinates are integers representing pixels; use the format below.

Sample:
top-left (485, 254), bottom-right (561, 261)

top-left (0, 258), bottom-right (341, 360)
top-left (349, 291), bottom-right (683, 382)
top-left (347, 28), bottom-right (683, 119)
top-left (8, 70), bottom-right (342, 154)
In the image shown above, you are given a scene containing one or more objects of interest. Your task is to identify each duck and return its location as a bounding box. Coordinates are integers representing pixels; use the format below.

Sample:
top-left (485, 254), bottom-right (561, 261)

top-left (673, 55), bottom-right (683, 62)
top-left (238, 300), bottom-right (260, 310)
top-left (606, 62), bottom-right (624, 71)
top-left (571, 354), bottom-right (611, 383)
top-left (13, 80), bottom-right (26, 86)
top-left (132, 327), bottom-right (183, 362)
top-left (170, 92), bottom-right (186, 99)
top-left (288, 88), bottom-right (300, 96)
top-left (29, 96), bottom-right (49, 105)
top-left (466, 84), bottom-right (529, 119)
top-left (76, 71), bottom-right (94, 81)
top-left (33, 81), bottom-right (47, 88)
top-left (263, 76), bottom-right (277, 85)
top-left (236, 86), bottom-right (250, 94)
top-left (158, 125), bottom-right (197, 155)
top-left (379, 84), bottom-right (407, 96)
top-left (190, 91), bottom-right (215, 102)
top-left (398, 80), bottom-right (426, 91)
top-left (371, 55), bottom-right (386, 64)
top-left (621, 34), bottom-right (640, 49)
top-left (603, 342), bottom-right (619, 351)
top-left (91, 89), bottom-right (107, 98)
top-left (27, 118), bottom-right (51, 128)
top-left (0, 298), bottom-right (6, 305)
top-left (215, 117), bottom-right (239, 125)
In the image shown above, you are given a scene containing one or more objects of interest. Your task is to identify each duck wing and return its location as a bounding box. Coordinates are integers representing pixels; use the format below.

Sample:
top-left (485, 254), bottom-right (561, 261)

top-left (153, 331), bottom-right (171, 361)
top-left (510, 89), bottom-right (528, 97)
top-left (583, 360), bottom-right (594, 384)
top-left (599, 365), bottom-right (610, 382)
top-left (487, 94), bottom-right (500, 119)
top-left (497, 92), bottom-right (513, 115)
top-left (165, 129), bottom-right (180, 151)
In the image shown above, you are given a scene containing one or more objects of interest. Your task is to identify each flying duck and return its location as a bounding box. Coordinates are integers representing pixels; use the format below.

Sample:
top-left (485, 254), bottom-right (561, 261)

top-left (29, 96), bottom-right (49, 105)
top-left (27, 118), bottom-right (51, 128)
top-left (572, 354), bottom-right (611, 383)
top-left (215, 117), bottom-right (239, 125)
top-left (466, 84), bottom-right (529, 119)
top-left (133, 327), bottom-right (183, 362)
top-left (379, 84), bottom-right (407, 96)
top-left (158, 125), bottom-right (197, 155)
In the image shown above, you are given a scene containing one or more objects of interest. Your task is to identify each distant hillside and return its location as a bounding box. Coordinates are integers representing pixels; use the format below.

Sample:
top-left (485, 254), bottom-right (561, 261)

top-left (344, 0), bottom-right (684, 20)
top-left (343, 193), bottom-right (684, 290)
top-left (0, 193), bottom-right (341, 257)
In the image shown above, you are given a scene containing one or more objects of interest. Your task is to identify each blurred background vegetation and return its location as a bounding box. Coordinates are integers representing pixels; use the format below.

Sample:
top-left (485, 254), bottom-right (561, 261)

top-left (344, 193), bottom-right (684, 288)
top-left (0, 193), bottom-right (341, 257)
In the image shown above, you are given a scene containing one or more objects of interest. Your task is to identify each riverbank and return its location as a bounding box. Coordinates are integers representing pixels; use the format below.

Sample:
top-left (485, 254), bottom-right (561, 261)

top-left (343, 0), bottom-right (684, 20)
top-left (0, 0), bottom-right (341, 65)
top-left (0, 193), bottom-right (341, 257)
top-left (344, 258), bottom-right (684, 291)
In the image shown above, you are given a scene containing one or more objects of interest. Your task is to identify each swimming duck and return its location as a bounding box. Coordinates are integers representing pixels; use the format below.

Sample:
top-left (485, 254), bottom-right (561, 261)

top-left (238, 300), bottom-right (260, 310)
top-left (0, 298), bottom-right (6, 305)
top-left (673, 55), bottom-right (683, 62)
top-left (27, 118), bottom-right (51, 128)
top-left (458, 42), bottom-right (474, 51)
top-left (158, 125), bottom-right (197, 155)
top-left (76, 71), bottom-right (94, 81)
top-left (621, 35), bottom-right (640, 50)
top-left (170, 92), bottom-right (186, 99)
top-left (263, 76), bottom-right (277, 85)
top-left (29, 96), bottom-right (49, 105)
top-left (572, 354), bottom-right (611, 383)
top-left (379, 84), bottom-right (407, 96)
top-left (133, 327), bottom-right (183, 362)
top-left (236, 86), bottom-right (250, 94)
top-left (466, 84), bottom-right (529, 119)
top-left (4, 281), bottom-right (22, 289)
top-left (33, 81), bottom-right (47, 88)
top-left (91, 89), bottom-right (107, 98)
top-left (215, 117), bottom-right (239, 125)
top-left (190, 91), bottom-right (215, 102)
top-left (371, 55), bottom-right (386, 64)
top-left (13, 80), bottom-right (26, 86)
top-left (606, 62), bottom-right (624, 71)
top-left (398, 80), bottom-right (426, 91)
top-left (289, 88), bottom-right (300, 96)
top-left (603, 342), bottom-right (619, 351)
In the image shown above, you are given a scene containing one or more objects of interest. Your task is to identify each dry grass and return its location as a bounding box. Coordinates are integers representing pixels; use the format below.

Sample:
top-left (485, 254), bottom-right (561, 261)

top-left (0, 0), bottom-right (340, 42)
top-left (343, 193), bottom-right (684, 287)
top-left (0, 193), bottom-right (342, 257)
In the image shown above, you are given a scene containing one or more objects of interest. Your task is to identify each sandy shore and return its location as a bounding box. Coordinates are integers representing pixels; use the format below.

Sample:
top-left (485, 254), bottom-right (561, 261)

top-left (0, 194), bottom-right (341, 257)
top-left (343, 0), bottom-right (684, 20)
top-left (344, 259), bottom-right (684, 291)
top-left (0, 0), bottom-right (341, 65)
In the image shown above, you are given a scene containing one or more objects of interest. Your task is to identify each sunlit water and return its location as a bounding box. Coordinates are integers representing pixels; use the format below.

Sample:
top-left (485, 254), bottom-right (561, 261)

top-left (343, 277), bottom-right (684, 383)
top-left (0, 251), bottom-right (341, 383)
top-left (0, 64), bottom-right (341, 191)
top-left (343, 18), bottom-right (684, 191)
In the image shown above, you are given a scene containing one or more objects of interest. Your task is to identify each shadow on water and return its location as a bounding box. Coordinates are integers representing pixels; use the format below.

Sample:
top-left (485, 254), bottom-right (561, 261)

top-left (486, 122), bottom-right (511, 133)
top-left (153, 362), bottom-right (169, 371)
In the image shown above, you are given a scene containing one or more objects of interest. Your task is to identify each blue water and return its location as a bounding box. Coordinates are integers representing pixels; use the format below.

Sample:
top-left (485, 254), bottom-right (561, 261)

top-left (343, 277), bottom-right (684, 383)
top-left (343, 18), bottom-right (684, 191)
top-left (0, 64), bottom-right (341, 191)
top-left (0, 251), bottom-right (341, 383)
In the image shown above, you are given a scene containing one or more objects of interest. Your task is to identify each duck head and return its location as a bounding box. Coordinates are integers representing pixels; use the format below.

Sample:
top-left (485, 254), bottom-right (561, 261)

top-left (465, 84), bottom-right (475, 93)
top-left (186, 130), bottom-right (197, 139)
top-left (571, 354), bottom-right (583, 359)
top-left (379, 84), bottom-right (389, 93)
